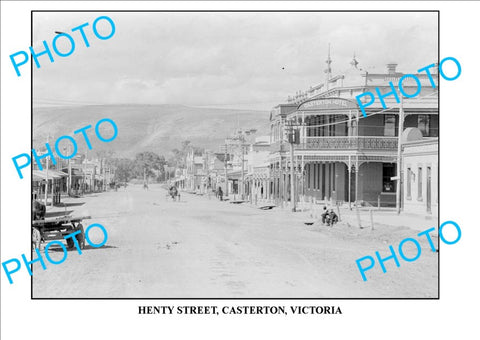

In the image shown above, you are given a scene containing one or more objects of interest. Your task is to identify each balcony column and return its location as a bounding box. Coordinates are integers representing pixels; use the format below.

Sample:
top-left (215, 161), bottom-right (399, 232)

top-left (301, 113), bottom-right (306, 144)
top-left (355, 158), bottom-right (359, 203)
top-left (325, 162), bottom-right (330, 201)
top-left (279, 157), bottom-right (284, 203)
top-left (319, 162), bottom-right (324, 200)
top-left (273, 163), bottom-right (277, 200)
top-left (300, 155), bottom-right (305, 199)
top-left (348, 155), bottom-right (352, 209)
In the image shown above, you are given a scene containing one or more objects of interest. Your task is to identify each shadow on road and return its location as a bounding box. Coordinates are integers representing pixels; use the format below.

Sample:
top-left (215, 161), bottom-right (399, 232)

top-left (46, 244), bottom-right (118, 252)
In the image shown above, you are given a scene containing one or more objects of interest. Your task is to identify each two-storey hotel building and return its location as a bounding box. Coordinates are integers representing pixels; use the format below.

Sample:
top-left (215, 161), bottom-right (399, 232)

top-left (268, 59), bottom-right (438, 208)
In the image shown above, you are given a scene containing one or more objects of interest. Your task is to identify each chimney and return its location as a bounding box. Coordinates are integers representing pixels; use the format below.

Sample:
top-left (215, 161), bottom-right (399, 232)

top-left (386, 63), bottom-right (398, 74)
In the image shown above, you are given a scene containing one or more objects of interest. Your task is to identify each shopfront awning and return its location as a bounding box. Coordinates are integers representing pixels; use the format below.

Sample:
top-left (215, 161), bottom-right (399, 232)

top-left (32, 169), bottom-right (67, 181)
top-left (50, 170), bottom-right (68, 178)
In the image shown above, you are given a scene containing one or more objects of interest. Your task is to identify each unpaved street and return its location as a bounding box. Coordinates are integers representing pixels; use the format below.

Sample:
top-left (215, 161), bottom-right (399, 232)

top-left (33, 184), bottom-right (438, 298)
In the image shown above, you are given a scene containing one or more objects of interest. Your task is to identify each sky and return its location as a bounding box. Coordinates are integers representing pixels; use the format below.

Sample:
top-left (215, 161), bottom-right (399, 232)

top-left (32, 11), bottom-right (438, 111)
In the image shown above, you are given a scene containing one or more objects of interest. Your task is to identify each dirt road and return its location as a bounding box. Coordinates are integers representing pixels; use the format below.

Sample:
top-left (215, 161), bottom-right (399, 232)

top-left (33, 184), bottom-right (438, 298)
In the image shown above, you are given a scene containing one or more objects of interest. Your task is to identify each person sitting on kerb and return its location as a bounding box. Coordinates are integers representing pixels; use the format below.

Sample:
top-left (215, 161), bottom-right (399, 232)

top-left (321, 206), bottom-right (328, 224)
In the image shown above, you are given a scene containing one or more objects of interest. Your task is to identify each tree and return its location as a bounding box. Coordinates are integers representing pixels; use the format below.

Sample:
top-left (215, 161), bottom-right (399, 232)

top-left (134, 151), bottom-right (166, 181)
top-left (111, 158), bottom-right (135, 184)
top-left (167, 140), bottom-right (205, 169)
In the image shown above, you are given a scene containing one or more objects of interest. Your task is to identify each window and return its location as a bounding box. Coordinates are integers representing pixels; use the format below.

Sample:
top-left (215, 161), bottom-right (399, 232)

top-left (418, 167), bottom-right (423, 200)
top-left (406, 168), bottom-right (412, 199)
top-left (384, 114), bottom-right (396, 136)
top-left (418, 115), bottom-right (430, 137)
top-left (382, 163), bottom-right (396, 192)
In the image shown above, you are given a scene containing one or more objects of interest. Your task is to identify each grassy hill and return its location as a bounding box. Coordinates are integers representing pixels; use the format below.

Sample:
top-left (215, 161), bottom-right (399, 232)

top-left (33, 104), bottom-right (270, 158)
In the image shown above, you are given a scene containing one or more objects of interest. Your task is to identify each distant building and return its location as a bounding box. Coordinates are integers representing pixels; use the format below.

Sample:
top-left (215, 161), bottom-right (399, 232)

top-left (172, 168), bottom-right (187, 189)
top-left (401, 128), bottom-right (438, 216)
top-left (206, 152), bottom-right (231, 193)
top-left (245, 136), bottom-right (271, 203)
top-left (185, 149), bottom-right (207, 192)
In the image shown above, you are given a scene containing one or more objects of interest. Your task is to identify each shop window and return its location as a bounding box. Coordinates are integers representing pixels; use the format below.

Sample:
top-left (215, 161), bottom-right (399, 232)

top-left (382, 163), bottom-right (396, 192)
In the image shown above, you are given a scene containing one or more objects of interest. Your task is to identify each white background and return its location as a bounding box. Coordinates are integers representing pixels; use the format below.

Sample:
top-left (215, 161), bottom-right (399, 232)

top-left (1, 1), bottom-right (479, 339)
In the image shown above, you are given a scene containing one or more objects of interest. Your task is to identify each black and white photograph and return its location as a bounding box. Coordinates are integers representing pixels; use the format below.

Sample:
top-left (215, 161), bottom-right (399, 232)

top-left (1, 1), bottom-right (479, 339)
top-left (30, 11), bottom-right (439, 298)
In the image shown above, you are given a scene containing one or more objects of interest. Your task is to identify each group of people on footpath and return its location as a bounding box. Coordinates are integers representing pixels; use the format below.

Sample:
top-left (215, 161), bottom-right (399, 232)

top-left (214, 184), bottom-right (337, 226)
top-left (320, 206), bottom-right (338, 226)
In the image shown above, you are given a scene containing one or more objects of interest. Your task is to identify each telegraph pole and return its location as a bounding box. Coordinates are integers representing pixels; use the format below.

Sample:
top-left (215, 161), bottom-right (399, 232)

top-left (289, 138), bottom-right (296, 212)
top-left (396, 96), bottom-right (404, 214)
top-left (224, 143), bottom-right (228, 197)
top-left (67, 143), bottom-right (72, 195)
top-left (83, 150), bottom-right (87, 195)
top-left (103, 159), bottom-right (106, 191)
top-left (44, 135), bottom-right (50, 206)
top-left (241, 143), bottom-right (245, 200)
top-left (286, 121), bottom-right (299, 212)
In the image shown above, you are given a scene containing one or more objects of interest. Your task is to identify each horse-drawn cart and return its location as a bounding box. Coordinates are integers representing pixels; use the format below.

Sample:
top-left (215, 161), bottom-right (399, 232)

top-left (165, 186), bottom-right (181, 201)
top-left (32, 215), bottom-right (91, 250)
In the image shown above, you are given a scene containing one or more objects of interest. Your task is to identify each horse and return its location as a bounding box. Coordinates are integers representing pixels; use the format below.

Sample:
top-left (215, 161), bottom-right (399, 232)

top-left (168, 186), bottom-right (180, 201)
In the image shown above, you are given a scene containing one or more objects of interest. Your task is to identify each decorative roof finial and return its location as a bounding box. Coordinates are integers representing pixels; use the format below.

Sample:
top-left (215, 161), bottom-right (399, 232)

top-left (351, 51), bottom-right (359, 68)
top-left (324, 43), bottom-right (332, 78)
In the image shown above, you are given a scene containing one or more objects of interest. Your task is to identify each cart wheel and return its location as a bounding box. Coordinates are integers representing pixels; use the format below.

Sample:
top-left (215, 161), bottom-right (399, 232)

top-left (66, 237), bottom-right (75, 249)
top-left (75, 223), bottom-right (85, 250)
top-left (32, 227), bottom-right (41, 250)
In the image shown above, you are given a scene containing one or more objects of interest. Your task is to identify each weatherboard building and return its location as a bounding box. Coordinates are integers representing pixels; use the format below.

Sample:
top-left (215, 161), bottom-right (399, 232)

top-left (268, 55), bottom-right (438, 209)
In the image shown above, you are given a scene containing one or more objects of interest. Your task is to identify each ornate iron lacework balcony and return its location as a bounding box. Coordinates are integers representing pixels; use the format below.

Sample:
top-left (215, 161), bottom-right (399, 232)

top-left (297, 136), bottom-right (398, 151)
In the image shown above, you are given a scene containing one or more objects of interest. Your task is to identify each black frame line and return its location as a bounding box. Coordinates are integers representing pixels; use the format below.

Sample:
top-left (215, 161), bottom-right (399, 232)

top-left (29, 9), bottom-right (440, 301)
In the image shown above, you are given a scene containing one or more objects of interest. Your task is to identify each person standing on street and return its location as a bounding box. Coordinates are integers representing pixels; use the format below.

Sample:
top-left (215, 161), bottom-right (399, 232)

top-left (217, 186), bottom-right (223, 201)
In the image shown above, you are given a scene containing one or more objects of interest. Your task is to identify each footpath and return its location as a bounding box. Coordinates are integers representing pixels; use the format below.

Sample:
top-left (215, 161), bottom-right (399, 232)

top-left (205, 192), bottom-right (438, 234)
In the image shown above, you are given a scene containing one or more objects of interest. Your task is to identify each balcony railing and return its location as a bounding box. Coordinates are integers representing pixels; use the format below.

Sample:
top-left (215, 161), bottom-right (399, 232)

top-left (298, 136), bottom-right (398, 151)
